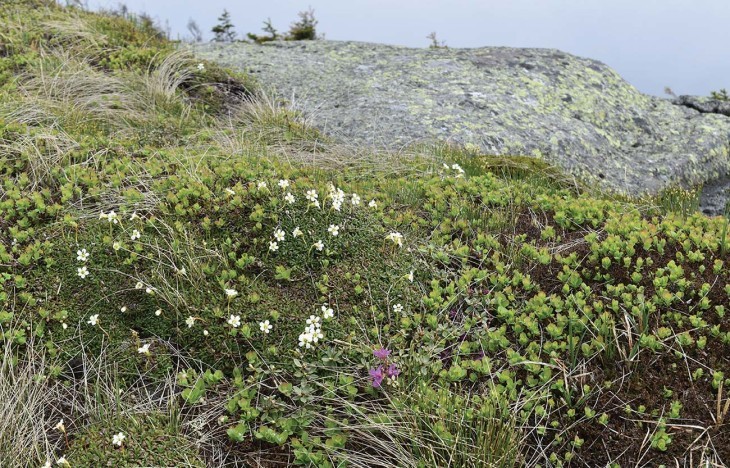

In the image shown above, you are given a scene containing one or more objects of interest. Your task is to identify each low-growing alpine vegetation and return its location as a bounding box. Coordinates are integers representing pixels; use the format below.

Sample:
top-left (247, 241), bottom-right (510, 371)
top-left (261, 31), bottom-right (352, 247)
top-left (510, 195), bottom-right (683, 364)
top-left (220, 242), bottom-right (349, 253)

top-left (1, 1), bottom-right (729, 467)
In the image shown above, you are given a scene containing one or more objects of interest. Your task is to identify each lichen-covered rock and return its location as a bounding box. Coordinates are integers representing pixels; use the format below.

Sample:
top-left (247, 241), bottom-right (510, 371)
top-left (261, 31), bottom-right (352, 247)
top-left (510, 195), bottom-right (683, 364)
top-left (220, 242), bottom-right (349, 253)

top-left (674, 95), bottom-right (730, 118)
top-left (192, 40), bottom-right (730, 196)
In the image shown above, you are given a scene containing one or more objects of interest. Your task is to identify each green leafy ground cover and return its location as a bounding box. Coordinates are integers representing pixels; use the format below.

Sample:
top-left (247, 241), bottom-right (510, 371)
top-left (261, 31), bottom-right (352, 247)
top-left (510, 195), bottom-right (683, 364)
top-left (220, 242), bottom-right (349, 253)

top-left (1, 1), bottom-right (729, 466)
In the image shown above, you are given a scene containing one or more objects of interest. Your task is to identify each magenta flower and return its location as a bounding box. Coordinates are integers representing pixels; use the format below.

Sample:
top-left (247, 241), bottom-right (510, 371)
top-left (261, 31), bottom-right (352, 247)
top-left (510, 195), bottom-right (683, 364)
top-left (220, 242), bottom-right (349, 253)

top-left (373, 347), bottom-right (391, 360)
top-left (386, 363), bottom-right (400, 378)
top-left (369, 366), bottom-right (385, 388)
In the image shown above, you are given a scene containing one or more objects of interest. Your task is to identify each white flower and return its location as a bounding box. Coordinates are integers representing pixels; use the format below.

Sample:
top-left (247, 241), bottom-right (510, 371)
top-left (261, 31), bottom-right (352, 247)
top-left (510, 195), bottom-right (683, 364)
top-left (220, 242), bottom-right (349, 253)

top-left (314, 240), bottom-right (324, 251)
top-left (186, 316), bottom-right (195, 328)
top-left (257, 181), bottom-right (267, 190)
top-left (225, 288), bottom-right (238, 298)
top-left (278, 179), bottom-right (290, 189)
top-left (145, 287), bottom-right (153, 294)
top-left (155, 309), bottom-right (162, 316)
top-left (129, 211), bottom-right (139, 221)
top-left (451, 163), bottom-right (465, 175)
top-left (135, 281), bottom-right (143, 289)
top-left (112, 432), bottom-right (126, 446)
top-left (386, 232), bottom-right (404, 247)
top-left (62, 322), bottom-right (68, 330)
top-left (393, 303), bottom-right (404, 314)
top-left (227, 315), bottom-right (241, 328)
top-left (351, 193), bottom-right (361, 206)
top-left (298, 332), bottom-right (313, 348)
top-left (284, 192), bottom-right (296, 204)
top-left (56, 457), bottom-right (69, 466)
top-left (368, 199), bottom-right (377, 208)
top-left (77, 266), bottom-right (89, 279)
top-left (225, 188), bottom-right (236, 195)
top-left (259, 320), bottom-right (273, 334)
top-left (327, 224), bottom-right (340, 236)
top-left (106, 211), bottom-right (118, 224)
top-left (322, 305), bottom-right (334, 320)
top-left (55, 419), bottom-right (65, 432)
top-left (177, 266), bottom-right (187, 276)
top-left (292, 226), bottom-right (303, 238)
top-left (305, 189), bottom-right (318, 203)
top-left (120, 306), bottom-right (127, 313)
top-left (76, 249), bottom-right (89, 262)
top-left (130, 229), bottom-right (141, 240)
top-left (312, 199), bottom-right (320, 208)
top-left (88, 314), bottom-right (99, 326)
top-left (113, 241), bottom-right (122, 251)
top-left (137, 343), bottom-right (150, 354)
top-left (407, 270), bottom-right (414, 282)
top-left (197, 63), bottom-right (205, 71)
top-left (274, 228), bottom-right (285, 242)
top-left (306, 315), bottom-right (321, 326)
top-left (269, 241), bottom-right (279, 252)
top-left (42, 460), bottom-right (52, 468)
top-left (203, 329), bottom-right (209, 336)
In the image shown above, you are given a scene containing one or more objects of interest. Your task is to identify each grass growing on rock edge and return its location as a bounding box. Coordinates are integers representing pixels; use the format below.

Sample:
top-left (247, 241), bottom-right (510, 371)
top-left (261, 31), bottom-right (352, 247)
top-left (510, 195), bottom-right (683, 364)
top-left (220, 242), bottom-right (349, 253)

top-left (2, 1), bottom-right (730, 467)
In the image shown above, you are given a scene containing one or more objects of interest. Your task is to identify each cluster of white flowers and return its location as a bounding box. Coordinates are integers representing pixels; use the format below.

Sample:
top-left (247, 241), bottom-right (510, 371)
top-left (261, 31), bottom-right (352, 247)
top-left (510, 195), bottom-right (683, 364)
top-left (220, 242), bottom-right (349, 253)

top-left (130, 229), bottom-right (141, 240)
top-left (297, 305), bottom-right (335, 349)
top-left (386, 231), bottom-right (404, 247)
top-left (328, 184), bottom-right (346, 211)
top-left (443, 163), bottom-right (465, 177)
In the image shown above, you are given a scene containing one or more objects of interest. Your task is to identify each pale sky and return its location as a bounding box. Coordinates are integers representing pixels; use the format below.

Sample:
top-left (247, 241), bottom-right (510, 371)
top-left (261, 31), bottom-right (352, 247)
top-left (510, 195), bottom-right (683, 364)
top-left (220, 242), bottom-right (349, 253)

top-left (85, 0), bottom-right (730, 96)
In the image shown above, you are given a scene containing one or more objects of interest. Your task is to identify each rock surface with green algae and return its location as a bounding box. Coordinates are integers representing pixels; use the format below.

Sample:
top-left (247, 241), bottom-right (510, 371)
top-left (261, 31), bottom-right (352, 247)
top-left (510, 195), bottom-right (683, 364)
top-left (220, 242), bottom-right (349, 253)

top-left (192, 40), bottom-right (730, 196)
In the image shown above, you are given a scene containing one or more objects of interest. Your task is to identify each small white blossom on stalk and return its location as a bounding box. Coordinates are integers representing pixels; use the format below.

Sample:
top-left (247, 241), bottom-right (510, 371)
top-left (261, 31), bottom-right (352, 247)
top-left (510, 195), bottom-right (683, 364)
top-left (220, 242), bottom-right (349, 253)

top-left (227, 315), bottom-right (241, 328)
top-left (269, 241), bottom-right (279, 252)
top-left (197, 63), bottom-right (205, 71)
top-left (274, 229), bottom-right (285, 242)
top-left (322, 305), bottom-right (334, 320)
top-left (407, 270), bottom-right (414, 282)
top-left (257, 181), bottom-right (267, 190)
top-left (292, 226), bottom-right (303, 238)
top-left (62, 323), bottom-right (68, 330)
top-left (203, 329), bottom-right (209, 336)
top-left (259, 320), bottom-right (273, 334)
top-left (306, 315), bottom-right (321, 326)
top-left (130, 229), bottom-right (141, 240)
top-left (393, 303), bottom-right (404, 314)
top-left (88, 314), bottom-right (99, 326)
top-left (186, 316), bottom-right (195, 328)
top-left (225, 188), bottom-right (236, 195)
top-left (137, 343), bottom-right (150, 354)
top-left (56, 456), bottom-right (69, 466)
top-left (278, 179), bottom-right (290, 189)
top-left (155, 309), bottom-right (162, 316)
top-left (77, 266), bottom-right (89, 279)
top-left (112, 432), bottom-right (126, 446)
top-left (305, 189), bottom-right (318, 203)
top-left (106, 211), bottom-right (118, 224)
top-left (55, 419), bottom-right (65, 432)
top-left (351, 193), bottom-right (361, 206)
top-left (225, 288), bottom-right (238, 298)
top-left (120, 306), bottom-right (127, 313)
top-left (314, 240), bottom-right (324, 251)
top-left (284, 192), bottom-right (296, 204)
top-left (368, 199), bottom-right (377, 208)
top-left (327, 224), bottom-right (340, 237)
top-left (386, 232), bottom-right (404, 247)
top-left (76, 249), bottom-right (89, 262)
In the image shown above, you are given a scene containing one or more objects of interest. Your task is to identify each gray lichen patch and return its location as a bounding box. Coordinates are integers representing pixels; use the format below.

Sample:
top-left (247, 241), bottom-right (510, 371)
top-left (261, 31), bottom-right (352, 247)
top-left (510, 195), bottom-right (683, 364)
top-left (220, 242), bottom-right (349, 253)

top-left (190, 40), bottom-right (730, 197)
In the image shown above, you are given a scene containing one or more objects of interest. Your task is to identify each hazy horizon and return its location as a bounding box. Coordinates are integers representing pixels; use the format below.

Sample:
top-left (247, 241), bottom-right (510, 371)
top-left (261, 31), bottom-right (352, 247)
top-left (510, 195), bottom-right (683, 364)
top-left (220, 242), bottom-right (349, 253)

top-left (85, 0), bottom-right (730, 97)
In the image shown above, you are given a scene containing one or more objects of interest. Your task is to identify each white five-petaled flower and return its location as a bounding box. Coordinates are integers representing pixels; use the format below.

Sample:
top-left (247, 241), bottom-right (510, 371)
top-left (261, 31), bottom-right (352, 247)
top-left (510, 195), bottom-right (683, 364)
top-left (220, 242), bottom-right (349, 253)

top-left (305, 189), bottom-right (318, 203)
top-left (322, 305), bottom-right (334, 320)
top-left (130, 229), bottom-right (141, 240)
top-left (368, 199), bottom-right (377, 208)
top-left (225, 288), bottom-right (238, 298)
top-left (278, 179), bottom-right (290, 189)
top-left (257, 181), bottom-right (267, 190)
top-left (77, 266), bottom-right (89, 279)
top-left (393, 303), bottom-right (404, 314)
top-left (197, 63), bottom-right (205, 71)
top-left (55, 419), bottom-right (65, 432)
top-left (112, 432), bottom-right (126, 446)
top-left (284, 192), bottom-right (295, 204)
top-left (106, 211), bottom-right (118, 224)
top-left (259, 320), bottom-right (273, 334)
top-left (351, 193), bottom-right (361, 206)
top-left (292, 226), bottom-right (303, 238)
top-left (88, 314), bottom-right (99, 326)
top-left (386, 232), bottom-right (404, 247)
top-left (306, 315), bottom-right (321, 326)
top-left (186, 316), bottom-right (195, 328)
top-left (56, 456), bottom-right (69, 466)
top-left (314, 240), bottom-right (324, 251)
top-left (227, 315), bottom-right (241, 328)
top-left (76, 249), bottom-right (89, 262)
top-left (113, 241), bottom-right (122, 251)
top-left (269, 241), bottom-right (279, 252)
top-left (274, 228), bottom-right (285, 242)
top-left (137, 343), bottom-right (150, 354)
top-left (327, 224), bottom-right (340, 237)
top-left (155, 309), bottom-right (162, 316)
